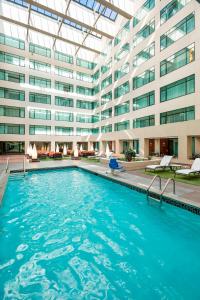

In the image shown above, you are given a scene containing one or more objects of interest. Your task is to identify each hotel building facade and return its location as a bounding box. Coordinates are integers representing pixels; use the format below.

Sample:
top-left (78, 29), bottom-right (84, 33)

top-left (0, 0), bottom-right (200, 162)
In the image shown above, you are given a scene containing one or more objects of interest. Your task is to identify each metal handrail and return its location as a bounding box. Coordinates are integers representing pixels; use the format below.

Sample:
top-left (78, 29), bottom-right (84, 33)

top-left (146, 175), bottom-right (161, 202)
top-left (160, 178), bottom-right (175, 204)
top-left (5, 157), bottom-right (9, 173)
top-left (23, 155), bottom-right (26, 176)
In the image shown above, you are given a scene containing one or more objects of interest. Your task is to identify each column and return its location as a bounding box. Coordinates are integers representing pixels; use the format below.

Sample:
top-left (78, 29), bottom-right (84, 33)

top-left (154, 139), bottom-right (160, 155)
top-left (195, 137), bottom-right (200, 155)
top-left (51, 141), bottom-right (55, 152)
top-left (178, 136), bottom-right (191, 162)
top-left (139, 138), bottom-right (149, 158)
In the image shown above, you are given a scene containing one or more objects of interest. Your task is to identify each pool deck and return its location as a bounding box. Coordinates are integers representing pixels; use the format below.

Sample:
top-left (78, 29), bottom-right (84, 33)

top-left (0, 158), bottom-right (200, 212)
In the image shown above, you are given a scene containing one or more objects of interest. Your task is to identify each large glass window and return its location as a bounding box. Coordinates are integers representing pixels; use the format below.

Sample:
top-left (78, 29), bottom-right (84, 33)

top-left (55, 96), bottom-right (74, 107)
top-left (29, 43), bottom-right (51, 58)
top-left (76, 72), bottom-right (92, 83)
top-left (101, 75), bottom-right (112, 90)
top-left (29, 125), bottom-right (51, 135)
top-left (54, 51), bottom-right (73, 64)
top-left (0, 123), bottom-right (25, 134)
top-left (101, 91), bottom-right (112, 105)
top-left (133, 91), bottom-right (155, 111)
top-left (0, 33), bottom-right (25, 50)
top-left (114, 81), bottom-right (130, 99)
top-left (133, 0), bottom-right (155, 27)
top-left (55, 126), bottom-right (73, 136)
top-left (160, 13), bottom-right (195, 50)
top-left (0, 87), bottom-right (25, 101)
top-left (133, 67), bottom-right (155, 90)
top-left (160, 0), bottom-right (191, 25)
top-left (93, 70), bottom-right (100, 82)
top-left (76, 86), bottom-right (94, 96)
top-left (0, 105), bottom-right (25, 118)
top-left (29, 60), bottom-right (51, 73)
top-left (101, 59), bottom-right (112, 74)
top-left (133, 43), bottom-right (155, 67)
top-left (76, 128), bottom-right (93, 136)
top-left (160, 106), bottom-right (195, 124)
top-left (114, 21), bottom-right (130, 46)
top-left (101, 124), bottom-right (112, 133)
top-left (76, 100), bottom-right (97, 110)
top-left (160, 74), bottom-right (195, 102)
top-left (114, 43), bottom-right (130, 62)
top-left (76, 114), bottom-right (96, 123)
top-left (133, 115), bottom-right (155, 128)
top-left (76, 58), bottom-right (96, 70)
top-left (133, 19), bottom-right (155, 48)
top-left (114, 63), bottom-right (129, 81)
top-left (55, 111), bottom-right (73, 122)
top-left (29, 76), bottom-right (51, 88)
top-left (101, 108), bottom-right (112, 120)
top-left (29, 93), bottom-right (51, 104)
top-left (29, 109), bottom-right (51, 120)
top-left (114, 101), bottom-right (130, 116)
top-left (0, 69), bottom-right (25, 83)
top-left (0, 51), bottom-right (25, 67)
top-left (55, 81), bottom-right (73, 92)
top-left (114, 120), bottom-right (130, 131)
top-left (55, 67), bottom-right (73, 79)
top-left (160, 44), bottom-right (195, 76)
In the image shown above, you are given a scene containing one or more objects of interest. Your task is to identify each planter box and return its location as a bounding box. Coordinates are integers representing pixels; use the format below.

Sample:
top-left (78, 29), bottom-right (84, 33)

top-left (100, 158), bottom-right (160, 171)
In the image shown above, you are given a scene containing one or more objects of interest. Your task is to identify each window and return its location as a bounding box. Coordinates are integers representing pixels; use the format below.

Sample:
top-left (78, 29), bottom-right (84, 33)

top-left (133, 67), bottom-right (155, 90)
top-left (0, 69), bottom-right (25, 83)
top-left (0, 51), bottom-right (25, 67)
top-left (54, 51), bottom-right (73, 64)
top-left (0, 123), bottom-right (25, 134)
top-left (160, 74), bottom-right (195, 102)
top-left (76, 128), bottom-right (92, 136)
top-left (29, 125), bottom-right (51, 135)
top-left (101, 75), bottom-right (112, 90)
top-left (55, 81), bottom-right (73, 92)
top-left (76, 100), bottom-right (97, 110)
top-left (29, 76), bottom-right (51, 88)
top-left (101, 108), bottom-right (112, 120)
top-left (0, 105), bottom-right (25, 118)
top-left (133, 19), bottom-right (155, 48)
top-left (29, 60), bottom-right (51, 73)
top-left (76, 58), bottom-right (96, 70)
top-left (114, 21), bottom-right (130, 46)
top-left (160, 106), bottom-right (195, 124)
top-left (160, 0), bottom-right (191, 25)
top-left (101, 59), bottom-right (112, 74)
top-left (76, 72), bottom-right (92, 83)
top-left (133, 115), bottom-right (155, 128)
top-left (133, 0), bottom-right (155, 27)
top-left (93, 70), bottom-right (100, 82)
top-left (29, 43), bottom-right (51, 58)
top-left (133, 91), bottom-right (155, 111)
top-left (0, 33), bottom-right (25, 49)
top-left (133, 43), bottom-right (155, 67)
top-left (0, 87), bottom-right (25, 101)
top-left (55, 126), bottom-right (73, 136)
top-left (101, 91), bottom-right (112, 105)
top-left (55, 111), bottom-right (73, 122)
top-left (29, 93), bottom-right (51, 104)
top-left (55, 67), bottom-right (73, 79)
top-left (114, 101), bottom-right (130, 116)
top-left (76, 114), bottom-right (95, 123)
top-left (114, 120), bottom-right (130, 131)
top-left (114, 43), bottom-right (130, 62)
top-left (160, 44), bottom-right (195, 76)
top-left (76, 86), bottom-right (94, 96)
top-left (114, 81), bottom-right (130, 99)
top-left (114, 63), bottom-right (129, 81)
top-left (55, 97), bottom-right (74, 107)
top-left (160, 13), bottom-right (195, 50)
top-left (29, 109), bottom-right (51, 120)
top-left (101, 124), bottom-right (112, 133)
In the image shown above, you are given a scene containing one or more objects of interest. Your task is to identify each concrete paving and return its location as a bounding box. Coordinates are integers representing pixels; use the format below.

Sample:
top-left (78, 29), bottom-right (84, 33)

top-left (0, 157), bottom-right (200, 211)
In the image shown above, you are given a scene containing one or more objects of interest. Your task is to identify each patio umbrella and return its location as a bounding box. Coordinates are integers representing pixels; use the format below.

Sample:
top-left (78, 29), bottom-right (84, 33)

top-left (74, 145), bottom-right (79, 158)
top-left (63, 144), bottom-right (67, 156)
top-left (106, 143), bottom-right (110, 158)
top-left (80, 144), bottom-right (83, 152)
top-left (32, 144), bottom-right (38, 160)
top-left (56, 144), bottom-right (59, 153)
top-left (29, 144), bottom-right (33, 157)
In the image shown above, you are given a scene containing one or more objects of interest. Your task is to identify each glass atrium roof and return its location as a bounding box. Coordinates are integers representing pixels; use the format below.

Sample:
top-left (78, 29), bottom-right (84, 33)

top-left (0, 0), bottom-right (138, 59)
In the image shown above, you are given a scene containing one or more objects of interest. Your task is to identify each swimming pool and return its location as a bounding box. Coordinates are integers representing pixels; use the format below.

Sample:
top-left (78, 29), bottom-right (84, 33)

top-left (0, 167), bottom-right (200, 299)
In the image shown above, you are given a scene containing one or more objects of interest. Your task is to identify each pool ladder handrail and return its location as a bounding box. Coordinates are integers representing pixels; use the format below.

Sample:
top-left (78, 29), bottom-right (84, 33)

top-left (160, 178), bottom-right (176, 205)
top-left (23, 155), bottom-right (26, 176)
top-left (146, 175), bottom-right (161, 203)
top-left (6, 157), bottom-right (9, 173)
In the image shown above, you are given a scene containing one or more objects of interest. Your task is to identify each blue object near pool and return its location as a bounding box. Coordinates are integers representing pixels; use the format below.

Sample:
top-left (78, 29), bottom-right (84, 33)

top-left (0, 168), bottom-right (200, 299)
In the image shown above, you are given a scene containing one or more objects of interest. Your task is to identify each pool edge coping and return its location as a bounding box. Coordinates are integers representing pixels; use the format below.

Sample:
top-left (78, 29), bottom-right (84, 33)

top-left (6, 165), bottom-right (200, 216)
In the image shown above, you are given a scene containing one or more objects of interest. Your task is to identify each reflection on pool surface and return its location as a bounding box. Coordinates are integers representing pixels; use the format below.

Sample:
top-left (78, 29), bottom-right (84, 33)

top-left (0, 168), bottom-right (200, 299)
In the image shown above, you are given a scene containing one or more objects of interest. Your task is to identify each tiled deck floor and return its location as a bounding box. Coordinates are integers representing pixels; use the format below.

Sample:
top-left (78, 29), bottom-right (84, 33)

top-left (0, 157), bottom-right (200, 209)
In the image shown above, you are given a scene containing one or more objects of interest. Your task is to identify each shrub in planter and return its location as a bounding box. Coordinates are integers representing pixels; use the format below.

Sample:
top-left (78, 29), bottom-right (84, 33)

top-left (125, 149), bottom-right (136, 162)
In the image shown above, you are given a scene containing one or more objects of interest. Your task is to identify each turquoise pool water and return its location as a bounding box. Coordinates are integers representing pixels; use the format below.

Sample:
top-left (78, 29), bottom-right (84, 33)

top-left (0, 168), bottom-right (200, 299)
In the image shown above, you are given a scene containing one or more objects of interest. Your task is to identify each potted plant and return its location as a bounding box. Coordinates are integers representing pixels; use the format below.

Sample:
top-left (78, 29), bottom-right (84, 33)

top-left (125, 148), bottom-right (136, 162)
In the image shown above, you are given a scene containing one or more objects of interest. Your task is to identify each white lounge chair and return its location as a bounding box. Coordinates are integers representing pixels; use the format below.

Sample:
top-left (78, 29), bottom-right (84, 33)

top-left (175, 158), bottom-right (200, 177)
top-left (145, 155), bottom-right (173, 172)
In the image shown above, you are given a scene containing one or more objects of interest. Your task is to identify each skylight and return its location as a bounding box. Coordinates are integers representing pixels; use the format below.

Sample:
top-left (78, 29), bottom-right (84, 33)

top-left (73, 0), bottom-right (118, 21)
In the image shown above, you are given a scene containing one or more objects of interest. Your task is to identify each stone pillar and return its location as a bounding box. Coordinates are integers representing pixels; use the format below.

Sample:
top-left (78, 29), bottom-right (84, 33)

top-left (155, 139), bottom-right (160, 155)
top-left (51, 141), bottom-right (55, 152)
top-left (139, 138), bottom-right (149, 158)
top-left (25, 140), bottom-right (29, 154)
top-left (99, 141), bottom-right (104, 153)
top-left (115, 140), bottom-right (121, 155)
top-left (178, 136), bottom-right (191, 163)
top-left (195, 137), bottom-right (200, 155)
top-left (72, 141), bottom-right (77, 150)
